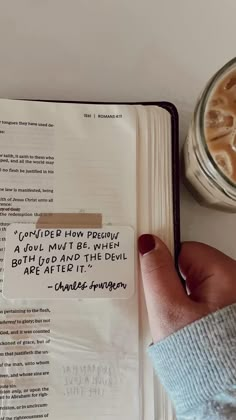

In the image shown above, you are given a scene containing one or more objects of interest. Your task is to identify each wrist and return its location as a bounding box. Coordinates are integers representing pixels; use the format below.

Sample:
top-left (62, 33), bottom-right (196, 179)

top-left (148, 303), bottom-right (236, 415)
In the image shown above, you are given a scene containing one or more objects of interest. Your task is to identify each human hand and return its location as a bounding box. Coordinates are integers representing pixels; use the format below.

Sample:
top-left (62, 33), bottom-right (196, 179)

top-left (138, 234), bottom-right (236, 342)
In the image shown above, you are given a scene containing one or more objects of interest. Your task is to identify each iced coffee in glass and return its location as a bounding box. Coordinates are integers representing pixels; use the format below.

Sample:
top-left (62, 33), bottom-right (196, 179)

top-left (184, 58), bottom-right (236, 211)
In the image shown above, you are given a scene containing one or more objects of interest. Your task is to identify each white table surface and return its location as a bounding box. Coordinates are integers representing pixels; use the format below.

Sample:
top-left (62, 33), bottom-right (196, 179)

top-left (0, 0), bottom-right (235, 258)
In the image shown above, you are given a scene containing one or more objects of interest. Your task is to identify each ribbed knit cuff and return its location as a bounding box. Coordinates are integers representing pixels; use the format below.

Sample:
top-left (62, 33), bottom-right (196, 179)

top-left (148, 303), bottom-right (236, 415)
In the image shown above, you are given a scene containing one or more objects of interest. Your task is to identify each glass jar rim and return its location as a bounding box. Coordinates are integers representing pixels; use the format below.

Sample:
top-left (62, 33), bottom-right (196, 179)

top-left (196, 57), bottom-right (236, 189)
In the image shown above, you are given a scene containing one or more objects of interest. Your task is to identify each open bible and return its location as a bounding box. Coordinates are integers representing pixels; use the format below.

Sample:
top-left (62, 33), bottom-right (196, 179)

top-left (0, 99), bottom-right (179, 420)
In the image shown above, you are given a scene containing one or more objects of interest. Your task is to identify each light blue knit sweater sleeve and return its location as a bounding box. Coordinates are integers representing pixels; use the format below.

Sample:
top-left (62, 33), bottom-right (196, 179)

top-left (148, 303), bottom-right (236, 419)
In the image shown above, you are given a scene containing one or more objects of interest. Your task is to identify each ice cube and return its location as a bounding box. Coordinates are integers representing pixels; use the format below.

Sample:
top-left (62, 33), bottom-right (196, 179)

top-left (209, 97), bottom-right (226, 107)
top-left (231, 133), bottom-right (236, 152)
top-left (205, 109), bottom-right (234, 141)
top-left (205, 110), bottom-right (233, 128)
top-left (214, 151), bottom-right (232, 177)
top-left (225, 77), bottom-right (236, 90)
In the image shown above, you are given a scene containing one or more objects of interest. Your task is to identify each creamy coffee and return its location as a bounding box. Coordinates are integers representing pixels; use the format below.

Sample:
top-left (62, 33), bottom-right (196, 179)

top-left (205, 70), bottom-right (236, 183)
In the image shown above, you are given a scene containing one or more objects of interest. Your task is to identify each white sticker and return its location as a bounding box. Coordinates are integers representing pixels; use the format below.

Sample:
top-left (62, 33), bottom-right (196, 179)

top-left (3, 224), bottom-right (135, 299)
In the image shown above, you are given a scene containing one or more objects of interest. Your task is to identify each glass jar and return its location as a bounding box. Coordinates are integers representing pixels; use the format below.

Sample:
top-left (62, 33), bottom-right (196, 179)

top-left (184, 58), bottom-right (236, 212)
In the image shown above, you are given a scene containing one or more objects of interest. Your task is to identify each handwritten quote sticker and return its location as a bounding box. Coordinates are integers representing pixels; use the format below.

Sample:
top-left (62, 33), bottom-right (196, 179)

top-left (3, 224), bottom-right (135, 299)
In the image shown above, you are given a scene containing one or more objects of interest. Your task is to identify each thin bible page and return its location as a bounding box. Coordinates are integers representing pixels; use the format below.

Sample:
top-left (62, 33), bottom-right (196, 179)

top-left (0, 100), bottom-right (139, 420)
top-left (54, 103), bottom-right (137, 226)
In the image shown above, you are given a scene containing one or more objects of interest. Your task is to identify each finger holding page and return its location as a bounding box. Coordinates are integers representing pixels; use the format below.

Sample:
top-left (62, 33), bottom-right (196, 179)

top-left (138, 234), bottom-right (189, 342)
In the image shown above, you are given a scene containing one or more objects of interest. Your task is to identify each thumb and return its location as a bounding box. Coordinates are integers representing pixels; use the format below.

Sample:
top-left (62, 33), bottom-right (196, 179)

top-left (179, 241), bottom-right (236, 306)
top-left (138, 234), bottom-right (189, 342)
